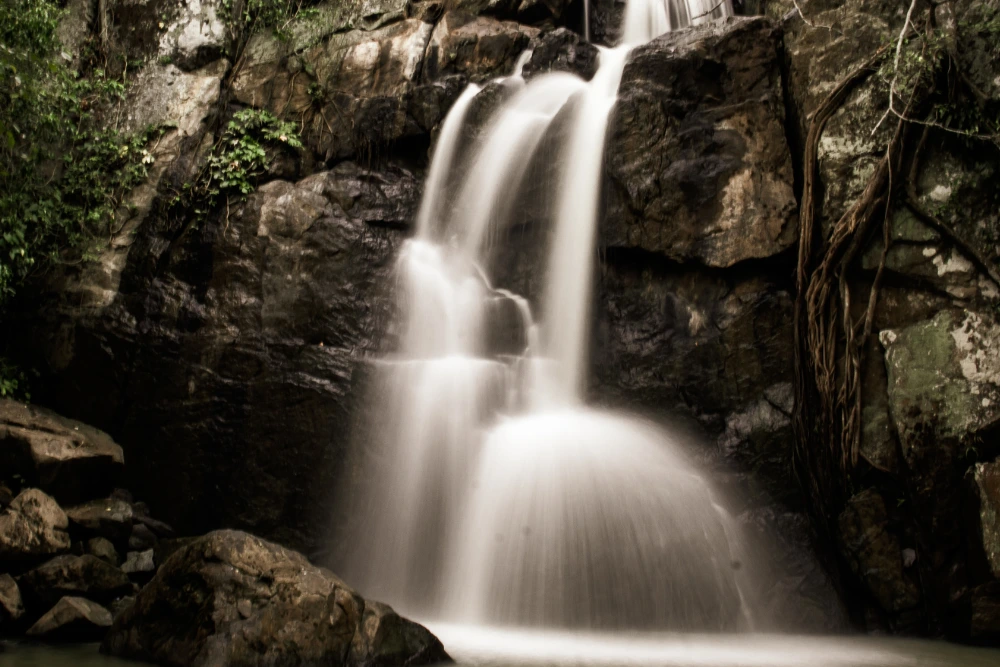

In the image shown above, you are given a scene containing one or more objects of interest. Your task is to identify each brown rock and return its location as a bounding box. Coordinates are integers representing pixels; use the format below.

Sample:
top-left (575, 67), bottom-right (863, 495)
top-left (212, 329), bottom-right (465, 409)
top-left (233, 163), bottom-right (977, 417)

top-left (65, 497), bottom-right (134, 544)
top-left (0, 573), bottom-right (25, 622)
top-left (86, 537), bottom-right (119, 567)
top-left (0, 488), bottom-right (70, 561)
top-left (0, 401), bottom-right (124, 505)
top-left (101, 530), bottom-right (449, 667)
top-left (17, 554), bottom-right (132, 612)
top-left (26, 596), bottom-right (112, 642)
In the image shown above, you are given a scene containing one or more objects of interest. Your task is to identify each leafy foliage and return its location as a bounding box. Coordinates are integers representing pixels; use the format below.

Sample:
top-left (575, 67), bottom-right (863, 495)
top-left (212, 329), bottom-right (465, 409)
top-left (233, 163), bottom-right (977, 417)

top-left (176, 108), bottom-right (302, 221)
top-left (0, 0), bottom-right (160, 396)
top-left (221, 0), bottom-right (322, 46)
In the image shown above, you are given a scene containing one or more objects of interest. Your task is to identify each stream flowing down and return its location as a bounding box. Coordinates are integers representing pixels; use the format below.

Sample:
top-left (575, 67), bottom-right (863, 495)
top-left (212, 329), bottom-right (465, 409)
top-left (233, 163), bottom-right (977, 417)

top-left (332, 0), bottom-right (764, 636)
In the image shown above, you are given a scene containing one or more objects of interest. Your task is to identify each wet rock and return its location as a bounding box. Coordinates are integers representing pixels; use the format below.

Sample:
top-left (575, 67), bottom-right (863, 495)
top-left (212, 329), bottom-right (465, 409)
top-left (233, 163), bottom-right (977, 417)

top-left (605, 17), bottom-right (797, 267)
top-left (101, 530), bottom-right (449, 667)
top-left (838, 489), bottom-right (920, 612)
top-left (65, 498), bottom-right (134, 545)
top-left (158, 0), bottom-right (227, 70)
top-left (967, 458), bottom-right (1000, 580)
top-left (522, 27), bottom-right (599, 80)
top-left (17, 555), bottom-right (132, 612)
top-left (26, 596), bottom-right (113, 642)
top-left (0, 402), bottom-right (124, 505)
top-left (423, 12), bottom-right (539, 82)
top-left (0, 574), bottom-right (25, 622)
top-left (0, 489), bottom-right (70, 562)
top-left (86, 537), bottom-right (119, 567)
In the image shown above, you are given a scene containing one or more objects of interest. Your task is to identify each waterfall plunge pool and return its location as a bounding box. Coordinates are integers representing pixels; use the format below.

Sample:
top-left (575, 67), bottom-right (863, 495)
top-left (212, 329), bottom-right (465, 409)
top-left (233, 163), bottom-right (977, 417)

top-left (6, 632), bottom-right (1000, 667)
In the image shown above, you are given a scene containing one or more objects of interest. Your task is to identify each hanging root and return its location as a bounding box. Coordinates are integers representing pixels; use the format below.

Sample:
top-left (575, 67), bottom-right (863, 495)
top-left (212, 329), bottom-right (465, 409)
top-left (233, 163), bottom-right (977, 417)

top-left (791, 43), bottom-right (893, 522)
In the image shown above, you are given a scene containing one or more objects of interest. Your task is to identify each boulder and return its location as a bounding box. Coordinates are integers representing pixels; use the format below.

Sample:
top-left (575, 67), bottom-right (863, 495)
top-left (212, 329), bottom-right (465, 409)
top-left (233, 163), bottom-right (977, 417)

top-left (0, 489), bottom-right (70, 562)
top-left (0, 402), bottom-right (124, 505)
top-left (522, 27), bottom-right (599, 80)
top-left (27, 596), bottom-right (111, 642)
top-left (102, 530), bottom-right (449, 667)
top-left (605, 17), bottom-right (797, 267)
top-left (838, 489), bottom-right (920, 613)
top-left (86, 537), bottom-right (120, 567)
top-left (0, 574), bottom-right (25, 622)
top-left (26, 596), bottom-right (113, 642)
top-left (65, 498), bottom-right (134, 545)
top-left (423, 12), bottom-right (539, 83)
top-left (17, 555), bottom-right (133, 612)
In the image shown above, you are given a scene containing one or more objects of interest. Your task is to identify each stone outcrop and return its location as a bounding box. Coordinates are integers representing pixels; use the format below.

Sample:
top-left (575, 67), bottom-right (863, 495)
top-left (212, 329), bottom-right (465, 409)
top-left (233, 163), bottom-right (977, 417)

top-left (606, 17), bottom-right (797, 267)
top-left (26, 596), bottom-right (113, 642)
top-left (0, 402), bottom-right (124, 505)
top-left (102, 530), bottom-right (449, 667)
top-left (0, 489), bottom-right (70, 562)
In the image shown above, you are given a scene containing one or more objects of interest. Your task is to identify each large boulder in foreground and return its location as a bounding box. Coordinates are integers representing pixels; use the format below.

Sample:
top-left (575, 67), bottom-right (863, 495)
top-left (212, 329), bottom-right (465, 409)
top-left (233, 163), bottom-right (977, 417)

top-left (0, 400), bottom-right (124, 505)
top-left (102, 530), bottom-right (449, 667)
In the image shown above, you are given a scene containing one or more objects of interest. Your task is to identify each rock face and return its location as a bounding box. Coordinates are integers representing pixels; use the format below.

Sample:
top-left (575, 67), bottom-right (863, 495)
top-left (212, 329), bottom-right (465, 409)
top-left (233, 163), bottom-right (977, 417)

top-left (26, 596), bottom-right (113, 642)
top-left (0, 489), bottom-right (70, 562)
top-left (0, 402), bottom-right (124, 505)
top-left (102, 530), bottom-right (449, 667)
top-left (606, 17), bottom-right (797, 267)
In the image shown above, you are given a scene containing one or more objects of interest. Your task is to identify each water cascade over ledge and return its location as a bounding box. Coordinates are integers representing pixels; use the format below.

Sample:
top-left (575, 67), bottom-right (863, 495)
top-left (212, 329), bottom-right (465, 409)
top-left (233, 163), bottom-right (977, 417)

top-left (332, 0), bottom-right (753, 634)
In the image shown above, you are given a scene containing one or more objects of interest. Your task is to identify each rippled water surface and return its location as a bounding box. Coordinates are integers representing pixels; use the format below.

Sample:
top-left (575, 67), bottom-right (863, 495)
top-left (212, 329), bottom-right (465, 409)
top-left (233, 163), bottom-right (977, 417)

top-left (8, 631), bottom-right (999, 667)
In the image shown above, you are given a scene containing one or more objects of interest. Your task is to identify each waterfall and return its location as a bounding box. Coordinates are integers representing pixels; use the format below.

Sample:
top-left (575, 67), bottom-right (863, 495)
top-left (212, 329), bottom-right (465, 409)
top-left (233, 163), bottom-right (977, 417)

top-left (332, 0), bottom-right (750, 634)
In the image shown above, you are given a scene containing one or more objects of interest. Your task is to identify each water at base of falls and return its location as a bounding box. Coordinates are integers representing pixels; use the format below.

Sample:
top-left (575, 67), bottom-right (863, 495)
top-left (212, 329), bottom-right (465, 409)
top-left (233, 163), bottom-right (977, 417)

top-left (331, 0), bottom-right (754, 637)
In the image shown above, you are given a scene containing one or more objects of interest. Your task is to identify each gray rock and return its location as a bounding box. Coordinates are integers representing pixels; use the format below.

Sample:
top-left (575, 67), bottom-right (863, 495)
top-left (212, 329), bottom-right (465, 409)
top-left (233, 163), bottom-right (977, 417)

top-left (838, 489), bottom-right (920, 613)
top-left (17, 555), bottom-right (133, 612)
top-left (0, 574), bottom-right (25, 622)
top-left (158, 0), bottom-right (228, 70)
top-left (0, 489), bottom-right (70, 561)
top-left (101, 530), bottom-right (450, 667)
top-left (26, 596), bottom-right (113, 642)
top-left (0, 402), bottom-right (124, 505)
top-left (65, 498), bottom-right (134, 544)
top-left (86, 537), bottom-right (119, 567)
top-left (121, 550), bottom-right (155, 576)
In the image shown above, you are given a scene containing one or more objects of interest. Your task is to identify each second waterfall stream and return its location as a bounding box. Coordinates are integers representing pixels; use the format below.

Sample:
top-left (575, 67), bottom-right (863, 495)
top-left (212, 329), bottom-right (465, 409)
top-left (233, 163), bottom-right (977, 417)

top-left (331, 0), bottom-right (752, 635)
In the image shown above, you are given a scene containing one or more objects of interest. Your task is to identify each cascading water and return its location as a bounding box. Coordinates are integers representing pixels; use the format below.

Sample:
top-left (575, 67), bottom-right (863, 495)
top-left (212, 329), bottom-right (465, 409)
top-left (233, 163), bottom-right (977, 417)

top-left (334, 0), bottom-right (754, 637)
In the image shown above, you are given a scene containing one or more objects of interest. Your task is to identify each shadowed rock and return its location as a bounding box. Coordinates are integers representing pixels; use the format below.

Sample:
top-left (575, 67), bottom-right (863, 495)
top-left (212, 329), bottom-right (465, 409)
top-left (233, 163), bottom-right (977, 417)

top-left (0, 402), bottom-right (124, 505)
top-left (17, 554), bottom-right (133, 613)
top-left (101, 529), bottom-right (450, 667)
top-left (0, 574), bottom-right (25, 622)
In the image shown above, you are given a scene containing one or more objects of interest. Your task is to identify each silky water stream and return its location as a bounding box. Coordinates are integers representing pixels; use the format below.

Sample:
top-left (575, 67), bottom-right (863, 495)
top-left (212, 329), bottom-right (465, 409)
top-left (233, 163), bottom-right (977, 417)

top-left (321, 1), bottom-right (999, 666)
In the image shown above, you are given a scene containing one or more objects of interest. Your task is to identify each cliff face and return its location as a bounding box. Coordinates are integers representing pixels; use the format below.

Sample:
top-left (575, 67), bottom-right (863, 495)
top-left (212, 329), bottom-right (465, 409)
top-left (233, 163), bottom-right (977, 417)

top-left (6, 0), bottom-right (1000, 641)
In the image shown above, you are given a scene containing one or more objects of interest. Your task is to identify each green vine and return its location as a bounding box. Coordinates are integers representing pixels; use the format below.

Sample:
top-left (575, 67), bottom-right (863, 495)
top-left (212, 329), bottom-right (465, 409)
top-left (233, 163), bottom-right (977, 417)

top-left (174, 108), bottom-right (302, 222)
